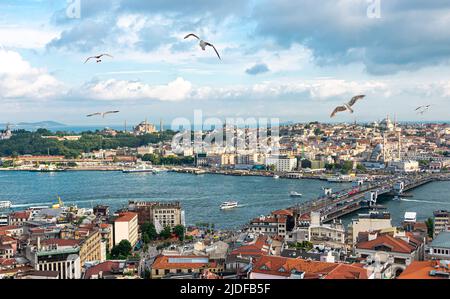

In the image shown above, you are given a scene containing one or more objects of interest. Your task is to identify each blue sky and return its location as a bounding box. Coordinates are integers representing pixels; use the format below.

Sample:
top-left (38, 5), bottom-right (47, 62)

top-left (0, 0), bottom-right (450, 126)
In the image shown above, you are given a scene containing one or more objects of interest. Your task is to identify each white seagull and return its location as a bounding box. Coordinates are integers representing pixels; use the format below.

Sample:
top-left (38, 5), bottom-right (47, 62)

top-left (86, 110), bottom-right (120, 118)
top-left (330, 95), bottom-right (366, 118)
top-left (84, 53), bottom-right (113, 64)
top-left (184, 33), bottom-right (221, 60)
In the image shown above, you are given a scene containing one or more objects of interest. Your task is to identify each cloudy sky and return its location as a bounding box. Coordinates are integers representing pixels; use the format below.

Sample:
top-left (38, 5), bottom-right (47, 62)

top-left (0, 0), bottom-right (450, 126)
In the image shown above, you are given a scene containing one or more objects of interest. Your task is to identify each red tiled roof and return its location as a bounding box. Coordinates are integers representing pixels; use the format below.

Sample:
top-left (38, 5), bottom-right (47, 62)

top-left (398, 261), bottom-right (450, 279)
top-left (9, 211), bottom-right (30, 219)
top-left (40, 238), bottom-right (81, 247)
top-left (272, 209), bottom-right (293, 217)
top-left (252, 255), bottom-right (367, 279)
top-left (84, 261), bottom-right (123, 279)
top-left (356, 234), bottom-right (416, 254)
top-left (230, 235), bottom-right (270, 258)
top-left (115, 212), bottom-right (137, 222)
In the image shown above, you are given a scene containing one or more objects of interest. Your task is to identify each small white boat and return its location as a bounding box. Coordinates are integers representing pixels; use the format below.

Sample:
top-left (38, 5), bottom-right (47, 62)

top-left (122, 164), bottom-right (156, 174)
top-left (0, 200), bottom-right (12, 209)
top-left (273, 175), bottom-right (280, 179)
top-left (289, 191), bottom-right (303, 197)
top-left (220, 201), bottom-right (238, 210)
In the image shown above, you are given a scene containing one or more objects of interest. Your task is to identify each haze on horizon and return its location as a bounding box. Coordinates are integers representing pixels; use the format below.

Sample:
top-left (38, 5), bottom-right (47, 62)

top-left (1, 0), bottom-right (450, 126)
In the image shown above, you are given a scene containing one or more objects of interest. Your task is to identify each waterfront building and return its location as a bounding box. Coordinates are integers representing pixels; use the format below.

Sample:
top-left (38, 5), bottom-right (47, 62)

top-left (8, 211), bottom-right (31, 226)
top-left (347, 211), bottom-right (393, 245)
top-left (113, 212), bottom-right (138, 247)
top-left (433, 210), bottom-right (450, 237)
top-left (265, 155), bottom-right (298, 172)
top-left (426, 231), bottom-right (450, 260)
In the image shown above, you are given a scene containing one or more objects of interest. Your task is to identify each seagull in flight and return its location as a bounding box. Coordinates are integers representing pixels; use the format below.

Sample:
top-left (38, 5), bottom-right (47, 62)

top-left (415, 104), bottom-right (430, 114)
top-left (330, 95), bottom-right (366, 118)
top-left (84, 53), bottom-right (113, 64)
top-left (86, 111), bottom-right (120, 118)
top-left (184, 33), bottom-right (221, 60)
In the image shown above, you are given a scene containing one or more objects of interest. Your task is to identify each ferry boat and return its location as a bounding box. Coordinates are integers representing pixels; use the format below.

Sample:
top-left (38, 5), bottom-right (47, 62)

top-left (220, 201), bottom-right (239, 210)
top-left (289, 191), bottom-right (303, 197)
top-left (122, 164), bottom-right (157, 174)
top-left (0, 200), bottom-right (12, 209)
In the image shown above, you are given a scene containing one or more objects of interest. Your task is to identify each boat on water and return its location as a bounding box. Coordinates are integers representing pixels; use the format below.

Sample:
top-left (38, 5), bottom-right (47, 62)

top-left (220, 201), bottom-right (239, 210)
top-left (289, 191), bottom-right (303, 197)
top-left (122, 164), bottom-right (157, 174)
top-left (0, 200), bottom-right (12, 209)
top-left (273, 175), bottom-right (280, 179)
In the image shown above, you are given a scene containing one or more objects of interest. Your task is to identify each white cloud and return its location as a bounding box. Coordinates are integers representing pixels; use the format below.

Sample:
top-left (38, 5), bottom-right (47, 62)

top-left (0, 49), bottom-right (64, 99)
top-left (0, 26), bottom-right (59, 49)
top-left (80, 77), bottom-right (193, 101)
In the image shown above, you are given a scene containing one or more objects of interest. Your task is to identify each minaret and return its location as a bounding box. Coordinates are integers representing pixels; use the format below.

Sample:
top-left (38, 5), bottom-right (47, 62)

top-left (160, 119), bottom-right (164, 133)
top-left (124, 120), bottom-right (127, 133)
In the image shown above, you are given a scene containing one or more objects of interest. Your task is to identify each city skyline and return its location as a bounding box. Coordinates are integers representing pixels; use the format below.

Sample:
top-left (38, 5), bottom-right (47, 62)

top-left (1, 1), bottom-right (450, 124)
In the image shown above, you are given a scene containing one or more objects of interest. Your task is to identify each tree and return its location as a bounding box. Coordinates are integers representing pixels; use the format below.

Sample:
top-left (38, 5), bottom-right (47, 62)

top-left (111, 240), bottom-right (132, 259)
top-left (173, 225), bottom-right (185, 241)
top-left (141, 222), bottom-right (158, 243)
top-left (356, 164), bottom-right (367, 172)
top-left (159, 226), bottom-right (172, 239)
top-left (425, 217), bottom-right (434, 238)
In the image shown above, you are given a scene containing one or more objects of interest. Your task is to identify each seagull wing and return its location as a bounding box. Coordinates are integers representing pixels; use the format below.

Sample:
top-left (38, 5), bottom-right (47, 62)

top-left (184, 33), bottom-right (200, 40)
top-left (330, 106), bottom-right (347, 118)
top-left (84, 56), bottom-right (95, 64)
top-left (348, 95), bottom-right (365, 107)
top-left (415, 106), bottom-right (423, 111)
top-left (99, 53), bottom-right (113, 58)
top-left (205, 42), bottom-right (221, 60)
top-left (104, 110), bottom-right (119, 115)
top-left (86, 112), bottom-right (101, 117)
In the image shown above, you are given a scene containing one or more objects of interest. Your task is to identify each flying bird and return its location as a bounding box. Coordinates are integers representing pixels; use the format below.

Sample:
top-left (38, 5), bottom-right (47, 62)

top-left (415, 105), bottom-right (430, 114)
top-left (84, 53), bottom-right (113, 64)
top-left (184, 33), bottom-right (221, 60)
top-left (330, 95), bottom-right (366, 118)
top-left (86, 111), bottom-right (120, 118)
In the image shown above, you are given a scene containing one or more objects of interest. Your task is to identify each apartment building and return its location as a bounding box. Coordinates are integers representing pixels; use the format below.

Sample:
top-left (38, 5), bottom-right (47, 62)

top-left (128, 201), bottom-right (183, 229)
top-left (114, 212), bottom-right (138, 247)
top-left (433, 210), bottom-right (450, 237)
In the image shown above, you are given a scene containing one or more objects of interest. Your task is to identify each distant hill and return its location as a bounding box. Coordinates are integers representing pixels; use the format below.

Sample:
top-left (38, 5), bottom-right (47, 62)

top-left (0, 121), bottom-right (67, 129)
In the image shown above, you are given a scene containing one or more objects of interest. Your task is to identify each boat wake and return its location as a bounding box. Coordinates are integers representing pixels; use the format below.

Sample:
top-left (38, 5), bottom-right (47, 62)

top-left (400, 198), bottom-right (450, 205)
